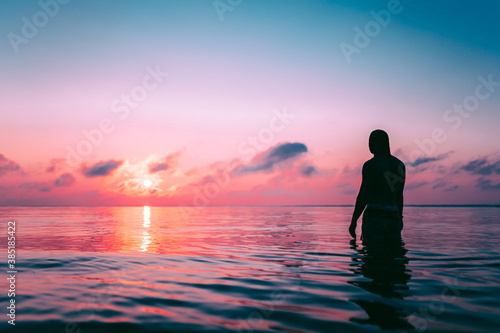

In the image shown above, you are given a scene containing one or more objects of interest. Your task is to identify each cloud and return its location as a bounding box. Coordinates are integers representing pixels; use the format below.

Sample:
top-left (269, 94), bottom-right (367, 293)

top-left (341, 165), bottom-right (361, 177)
top-left (409, 152), bottom-right (451, 167)
top-left (46, 158), bottom-right (65, 173)
top-left (18, 182), bottom-right (39, 189)
top-left (476, 178), bottom-right (500, 191)
top-left (228, 191), bottom-right (251, 196)
top-left (186, 167), bottom-right (232, 193)
top-left (432, 180), bottom-right (447, 190)
top-left (150, 164), bottom-right (168, 172)
top-left (330, 182), bottom-right (356, 195)
top-left (445, 185), bottom-right (459, 192)
top-left (262, 189), bottom-right (315, 196)
top-left (432, 180), bottom-right (459, 192)
top-left (233, 142), bottom-right (308, 175)
top-left (18, 182), bottom-right (52, 192)
top-left (149, 152), bottom-right (181, 174)
top-left (81, 160), bottom-right (122, 178)
top-left (338, 187), bottom-right (357, 195)
top-left (299, 164), bottom-right (318, 177)
top-left (405, 181), bottom-right (428, 190)
top-left (331, 182), bottom-right (351, 189)
top-left (461, 158), bottom-right (500, 176)
top-left (0, 154), bottom-right (22, 177)
top-left (434, 164), bottom-right (448, 174)
top-left (54, 173), bottom-right (76, 187)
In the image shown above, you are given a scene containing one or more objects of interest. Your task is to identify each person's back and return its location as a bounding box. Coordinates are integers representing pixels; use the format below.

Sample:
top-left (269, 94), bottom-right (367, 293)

top-left (364, 155), bottom-right (404, 207)
top-left (349, 130), bottom-right (405, 247)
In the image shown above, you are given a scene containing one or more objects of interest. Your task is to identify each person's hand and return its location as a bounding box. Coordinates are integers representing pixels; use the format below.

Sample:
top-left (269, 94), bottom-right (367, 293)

top-left (349, 222), bottom-right (356, 238)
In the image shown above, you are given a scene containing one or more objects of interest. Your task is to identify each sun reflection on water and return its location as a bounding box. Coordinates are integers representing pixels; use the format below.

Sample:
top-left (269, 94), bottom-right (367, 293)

top-left (140, 206), bottom-right (152, 252)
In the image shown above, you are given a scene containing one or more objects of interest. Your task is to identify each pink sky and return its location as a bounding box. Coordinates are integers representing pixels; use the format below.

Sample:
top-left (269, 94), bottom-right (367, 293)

top-left (1, 1), bottom-right (499, 205)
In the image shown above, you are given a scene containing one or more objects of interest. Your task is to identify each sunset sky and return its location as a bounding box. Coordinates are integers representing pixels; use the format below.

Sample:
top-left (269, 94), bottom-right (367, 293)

top-left (1, 0), bottom-right (499, 205)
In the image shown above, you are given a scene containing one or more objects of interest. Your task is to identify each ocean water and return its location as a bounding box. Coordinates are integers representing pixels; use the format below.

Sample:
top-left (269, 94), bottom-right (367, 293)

top-left (1, 206), bottom-right (499, 332)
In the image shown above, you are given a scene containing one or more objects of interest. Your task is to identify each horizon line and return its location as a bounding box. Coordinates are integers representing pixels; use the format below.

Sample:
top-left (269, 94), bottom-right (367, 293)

top-left (1, 204), bottom-right (499, 208)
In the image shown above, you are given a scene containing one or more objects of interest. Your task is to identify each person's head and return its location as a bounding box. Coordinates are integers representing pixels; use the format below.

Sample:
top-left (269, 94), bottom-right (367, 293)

top-left (369, 129), bottom-right (391, 156)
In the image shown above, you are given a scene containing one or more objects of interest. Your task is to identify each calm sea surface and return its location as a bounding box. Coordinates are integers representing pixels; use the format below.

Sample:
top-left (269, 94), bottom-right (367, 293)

top-left (1, 206), bottom-right (499, 332)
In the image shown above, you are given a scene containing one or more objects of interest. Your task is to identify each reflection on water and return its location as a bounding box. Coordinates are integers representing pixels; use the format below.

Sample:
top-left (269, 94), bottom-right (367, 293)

top-left (348, 239), bottom-right (414, 330)
top-left (0, 206), bottom-right (499, 332)
top-left (141, 206), bottom-right (151, 252)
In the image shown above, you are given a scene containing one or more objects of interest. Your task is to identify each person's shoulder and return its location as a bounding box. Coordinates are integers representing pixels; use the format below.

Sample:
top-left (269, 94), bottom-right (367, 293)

top-left (363, 158), bottom-right (375, 166)
top-left (390, 155), bottom-right (405, 165)
top-left (391, 155), bottom-right (404, 164)
top-left (362, 158), bottom-right (376, 170)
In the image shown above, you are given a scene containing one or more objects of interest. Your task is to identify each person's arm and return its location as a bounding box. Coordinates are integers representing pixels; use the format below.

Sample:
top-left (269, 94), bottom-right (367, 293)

top-left (396, 162), bottom-right (406, 229)
top-left (349, 164), bottom-right (369, 238)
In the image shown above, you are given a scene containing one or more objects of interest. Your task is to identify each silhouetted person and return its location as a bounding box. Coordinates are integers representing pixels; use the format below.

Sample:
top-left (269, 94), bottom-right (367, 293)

top-left (349, 130), bottom-right (405, 247)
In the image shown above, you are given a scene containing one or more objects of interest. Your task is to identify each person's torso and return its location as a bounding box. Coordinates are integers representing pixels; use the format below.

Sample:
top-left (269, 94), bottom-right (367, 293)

top-left (365, 155), bottom-right (403, 208)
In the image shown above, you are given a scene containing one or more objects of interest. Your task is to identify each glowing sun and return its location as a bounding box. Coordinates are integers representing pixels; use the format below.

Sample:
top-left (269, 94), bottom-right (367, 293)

top-left (143, 179), bottom-right (153, 188)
